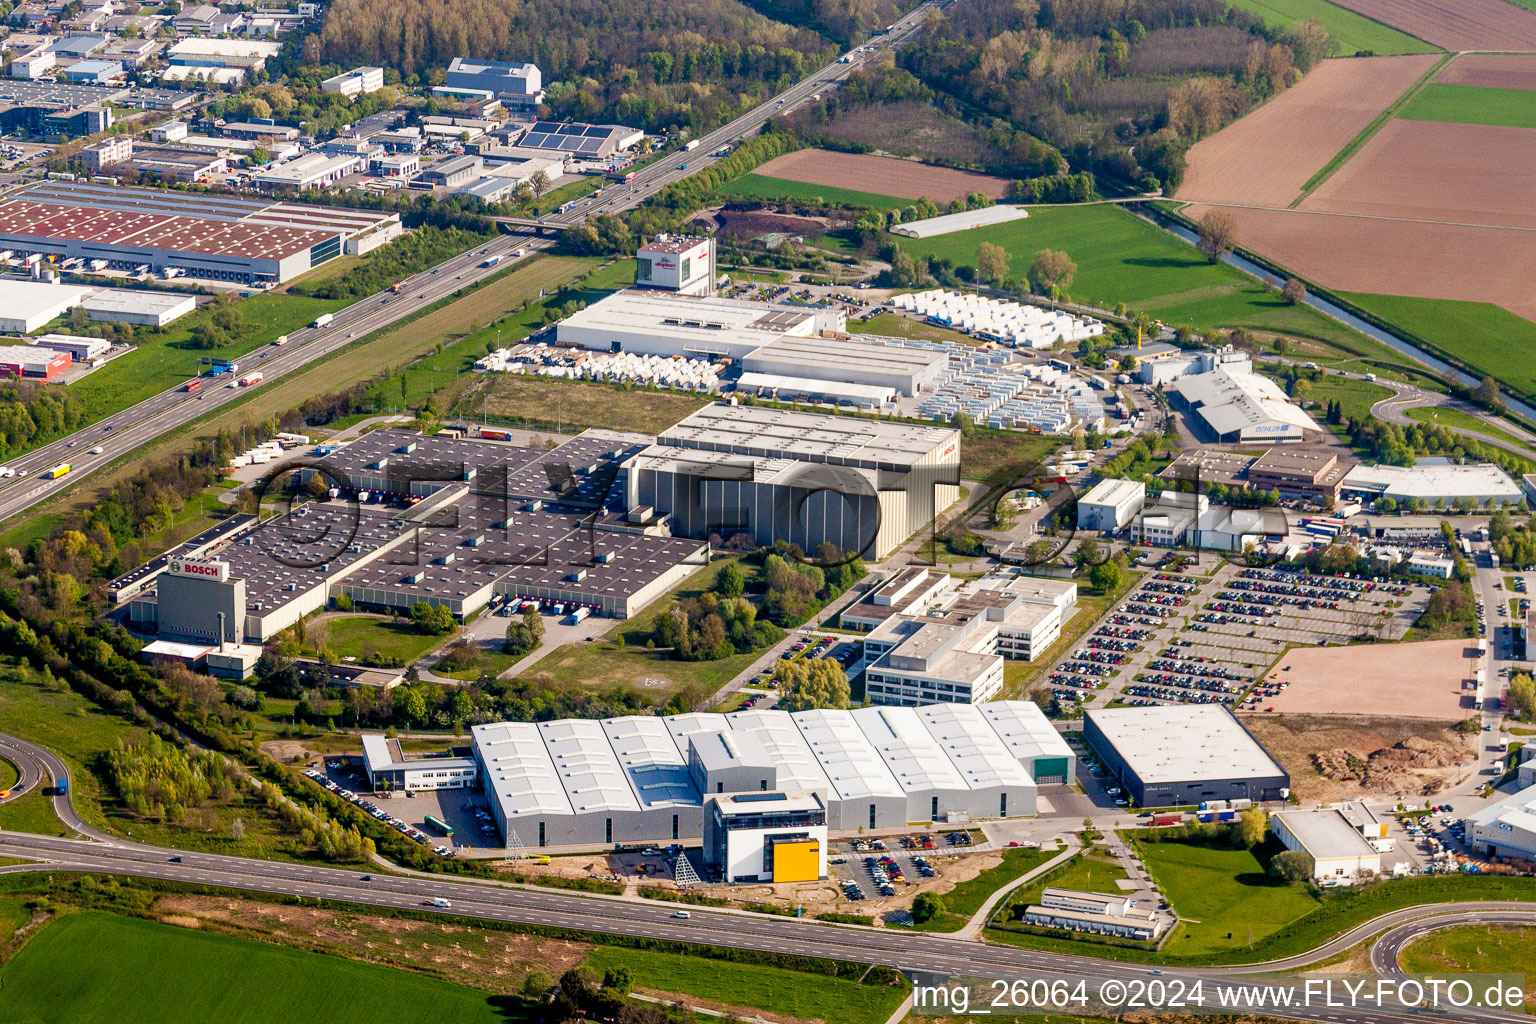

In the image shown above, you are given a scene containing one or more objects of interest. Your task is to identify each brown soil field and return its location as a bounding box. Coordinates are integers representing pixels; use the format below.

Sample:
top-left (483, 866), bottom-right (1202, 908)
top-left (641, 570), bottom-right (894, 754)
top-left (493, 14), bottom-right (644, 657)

top-left (1300, 119), bottom-right (1536, 229)
top-left (1180, 202), bottom-right (1536, 320)
top-left (1330, 0), bottom-right (1536, 51)
top-left (1244, 715), bottom-right (1475, 802)
top-left (1256, 638), bottom-right (1480, 719)
top-left (754, 148), bottom-right (1011, 203)
top-left (1176, 55), bottom-right (1439, 207)
top-left (1438, 53), bottom-right (1536, 90)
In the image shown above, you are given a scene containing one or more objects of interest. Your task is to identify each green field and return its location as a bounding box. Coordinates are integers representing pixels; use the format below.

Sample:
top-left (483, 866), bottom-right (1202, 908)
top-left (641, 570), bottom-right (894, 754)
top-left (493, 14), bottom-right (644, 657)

top-left (1136, 840), bottom-right (1320, 956)
top-left (583, 945), bottom-right (908, 1024)
top-left (1224, 0), bottom-right (1438, 54)
top-left (1340, 292), bottom-right (1536, 398)
top-left (1399, 83), bottom-right (1536, 129)
top-left (309, 614), bottom-right (451, 666)
top-left (0, 912), bottom-right (512, 1024)
top-left (912, 846), bottom-right (1054, 932)
top-left (1400, 923), bottom-right (1536, 979)
top-left (0, 755), bottom-right (17, 791)
top-left (1294, 371), bottom-right (1395, 423)
top-left (720, 172), bottom-right (907, 209)
top-left (894, 204), bottom-right (1390, 350)
top-left (1407, 406), bottom-right (1536, 452)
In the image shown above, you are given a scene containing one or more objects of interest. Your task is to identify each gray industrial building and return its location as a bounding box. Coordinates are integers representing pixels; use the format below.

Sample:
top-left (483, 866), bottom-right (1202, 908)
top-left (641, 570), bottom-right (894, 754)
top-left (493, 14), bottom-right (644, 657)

top-left (445, 57), bottom-right (544, 108)
top-left (742, 335), bottom-right (947, 397)
top-left (472, 700), bottom-right (1068, 848)
top-left (132, 429), bottom-right (710, 643)
top-left (1084, 706), bottom-right (1290, 807)
top-left (624, 404), bottom-right (960, 561)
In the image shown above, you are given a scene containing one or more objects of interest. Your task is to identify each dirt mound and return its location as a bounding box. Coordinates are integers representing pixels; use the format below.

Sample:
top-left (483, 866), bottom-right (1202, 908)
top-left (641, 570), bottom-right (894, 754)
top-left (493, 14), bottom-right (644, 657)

top-left (700, 207), bottom-right (836, 241)
top-left (1310, 734), bottom-right (1467, 795)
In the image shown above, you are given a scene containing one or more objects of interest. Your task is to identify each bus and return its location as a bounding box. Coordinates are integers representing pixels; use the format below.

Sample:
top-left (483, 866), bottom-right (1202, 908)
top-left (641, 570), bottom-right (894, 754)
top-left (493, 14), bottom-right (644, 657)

top-left (424, 814), bottom-right (455, 837)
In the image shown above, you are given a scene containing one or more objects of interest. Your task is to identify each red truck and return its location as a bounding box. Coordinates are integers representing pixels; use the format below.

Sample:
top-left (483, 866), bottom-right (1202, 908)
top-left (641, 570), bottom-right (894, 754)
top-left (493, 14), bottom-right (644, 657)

top-left (1151, 813), bottom-right (1185, 827)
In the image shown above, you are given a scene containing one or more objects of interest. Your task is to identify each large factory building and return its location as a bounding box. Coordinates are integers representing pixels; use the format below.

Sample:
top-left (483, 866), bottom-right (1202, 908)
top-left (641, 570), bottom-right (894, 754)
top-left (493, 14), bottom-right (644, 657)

top-left (0, 182), bottom-right (401, 285)
top-left (624, 404), bottom-right (960, 561)
top-left (472, 700), bottom-right (1069, 858)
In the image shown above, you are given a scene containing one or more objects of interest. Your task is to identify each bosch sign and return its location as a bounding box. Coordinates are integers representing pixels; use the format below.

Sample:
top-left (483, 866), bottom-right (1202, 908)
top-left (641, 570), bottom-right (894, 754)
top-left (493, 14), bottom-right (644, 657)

top-left (167, 557), bottom-right (229, 582)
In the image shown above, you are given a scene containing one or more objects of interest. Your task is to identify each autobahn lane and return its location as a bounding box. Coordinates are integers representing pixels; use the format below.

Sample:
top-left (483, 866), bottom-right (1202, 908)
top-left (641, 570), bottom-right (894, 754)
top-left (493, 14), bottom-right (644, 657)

top-left (0, 826), bottom-right (1522, 1024)
top-left (1371, 910), bottom-right (1536, 977)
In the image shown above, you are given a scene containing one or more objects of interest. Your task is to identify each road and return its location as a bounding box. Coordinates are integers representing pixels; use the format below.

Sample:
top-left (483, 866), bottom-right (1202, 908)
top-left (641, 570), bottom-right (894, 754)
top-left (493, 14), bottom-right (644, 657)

top-left (1370, 909), bottom-right (1536, 977)
top-left (3, 729), bottom-right (1535, 1024)
top-left (0, 0), bottom-right (942, 527)
top-left (1366, 375), bottom-right (1536, 462)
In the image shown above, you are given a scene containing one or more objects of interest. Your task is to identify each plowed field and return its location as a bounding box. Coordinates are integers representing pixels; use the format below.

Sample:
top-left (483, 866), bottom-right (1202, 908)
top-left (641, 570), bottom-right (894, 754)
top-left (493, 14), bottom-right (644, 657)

top-left (1329, 0), bottom-right (1536, 51)
top-left (1176, 54), bottom-right (1439, 207)
top-left (751, 148), bottom-right (1011, 203)
top-left (1438, 53), bottom-right (1536, 91)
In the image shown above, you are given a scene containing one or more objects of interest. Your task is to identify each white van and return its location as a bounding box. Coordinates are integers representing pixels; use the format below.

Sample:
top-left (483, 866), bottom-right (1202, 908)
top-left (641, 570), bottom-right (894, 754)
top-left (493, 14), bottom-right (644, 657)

top-left (672, 910), bottom-right (691, 919)
top-left (431, 897), bottom-right (452, 908)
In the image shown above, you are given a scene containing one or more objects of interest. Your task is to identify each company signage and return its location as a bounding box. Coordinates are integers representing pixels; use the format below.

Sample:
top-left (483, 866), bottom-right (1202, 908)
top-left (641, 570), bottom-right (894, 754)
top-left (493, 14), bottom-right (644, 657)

top-left (167, 556), bottom-right (230, 582)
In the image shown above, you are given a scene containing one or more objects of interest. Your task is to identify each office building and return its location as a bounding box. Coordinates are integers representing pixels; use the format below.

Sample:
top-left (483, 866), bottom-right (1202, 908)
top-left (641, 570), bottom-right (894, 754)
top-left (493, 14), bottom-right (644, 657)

top-left (1270, 808), bottom-right (1383, 883)
top-left (445, 57), bottom-right (544, 108)
top-left (82, 134), bottom-right (133, 173)
top-left (636, 235), bottom-right (714, 296)
top-left (1084, 705), bottom-right (1290, 807)
top-left (1077, 478), bottom-right (1146, 532)
top-left (705, 791), bottom-right (826, 883)
top-left (623, 403), bottom-right (959, 561)
top-left (322, 66), bottom-right (385, 98)
top-left (253, 152), bottom-right (361, 191)
top-left (1248, 448), bottom-right (1351, 501)
top-left (361, 734), bottom-right (479, 792)
top-left (0, 342), bottom-right (68, 380)
top-left (1466, 782), bottom-right (1536, 862)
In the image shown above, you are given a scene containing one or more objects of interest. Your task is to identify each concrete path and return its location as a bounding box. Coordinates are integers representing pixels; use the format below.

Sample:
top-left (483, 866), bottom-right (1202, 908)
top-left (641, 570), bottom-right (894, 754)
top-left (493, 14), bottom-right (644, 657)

top-left (955, 836), bottom-right (1080, 940)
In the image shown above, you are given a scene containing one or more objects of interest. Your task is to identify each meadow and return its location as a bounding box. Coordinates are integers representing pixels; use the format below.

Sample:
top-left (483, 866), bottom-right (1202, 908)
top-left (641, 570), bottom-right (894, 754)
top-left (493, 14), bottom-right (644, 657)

top-left (720, 172), bottom-right (907, 210)
top-left (1223, 0), bottom-right (1438, 54)
top-left (1135, 839), bottom-right (1319, 957)
top-left (1398, 83), bottom-right (1536, 129)
top-left (1340, 291), bottom-right (1536, 397)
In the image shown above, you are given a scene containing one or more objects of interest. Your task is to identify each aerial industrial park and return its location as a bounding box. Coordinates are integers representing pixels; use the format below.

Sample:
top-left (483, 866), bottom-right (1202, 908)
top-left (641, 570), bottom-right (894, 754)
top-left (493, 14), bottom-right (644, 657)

top-left (1, 0), bottom-right (1536, 1022)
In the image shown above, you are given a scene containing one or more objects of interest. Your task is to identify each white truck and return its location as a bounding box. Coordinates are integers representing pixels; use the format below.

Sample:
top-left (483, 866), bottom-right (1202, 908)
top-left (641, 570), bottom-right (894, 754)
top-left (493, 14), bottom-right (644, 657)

top-left (312, 313), bottom-right (334, 329)
top-left (683, 139), bottom-right (701, 151)
top-left (482, 253), bottom-right (502, 268)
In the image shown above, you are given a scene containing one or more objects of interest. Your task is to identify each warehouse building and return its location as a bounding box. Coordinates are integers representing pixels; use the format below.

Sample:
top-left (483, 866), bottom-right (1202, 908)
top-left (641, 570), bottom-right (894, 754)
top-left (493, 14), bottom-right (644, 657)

top-left (0, 279), bottom-right (91, 333)
top-left (81, 289), bottom-right (196, 327)
top-left (558, 288), bottom-right (843, 361)
top-left (890, 205), bottom-right (1029, 239)
top-left (979, 701), bottom-right (1075, 784)
top-left (253, 152), bottom-right (361, 191)
top-left (636, 235), bottom-right (714, 296)
top-left (1465, 782), bottom-right (1536, 862)
top-left (742, 335), bottom-right (946, 398)
top-left (514, 121), bottom-right (643, 158)
top-left (0, 182), bottom-right (401, 284)
top-left (29, 332), bottom-right (110, 361)
top-left (445, 57), bottom-right (544, 108)
top-left (624, 403), bottom-right (960, 561)
top-left (1172, 366), bottom-right (1318, 443)
top-left (1270, 808), bottom-right (1382, 883)
top-left (735, 373), bottom-right (896, 408)
top-left (1341, 461), bottom-right (1523, 508)
top-left (1084, 705), bottom-right (1290, 807)
top-left (473, 700), bottom-right (1067, 850)
top-left (415, 155), bottom-right (484, 189)
top-left (133, 429), bottom-right (710, 642)
top-left (0, 342), bottom-right (69, 379)
top-left (1076, 478), bottom-right (1146, 532)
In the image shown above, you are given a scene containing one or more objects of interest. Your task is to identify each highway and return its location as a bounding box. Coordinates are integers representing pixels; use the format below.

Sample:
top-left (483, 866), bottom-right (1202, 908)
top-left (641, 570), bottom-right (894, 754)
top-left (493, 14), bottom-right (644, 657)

top-left (0, 2), bottom-right (940, 527)
top-left (0, 733), bottom-right (1531, 1024)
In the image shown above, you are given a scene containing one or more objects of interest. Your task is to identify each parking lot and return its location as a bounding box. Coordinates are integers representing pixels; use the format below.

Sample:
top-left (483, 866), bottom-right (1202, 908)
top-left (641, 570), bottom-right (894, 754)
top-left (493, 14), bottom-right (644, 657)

top-left (1041, 562), bottom-right (1432, 712)
top-left (829, 830), bottom-right (978, 905)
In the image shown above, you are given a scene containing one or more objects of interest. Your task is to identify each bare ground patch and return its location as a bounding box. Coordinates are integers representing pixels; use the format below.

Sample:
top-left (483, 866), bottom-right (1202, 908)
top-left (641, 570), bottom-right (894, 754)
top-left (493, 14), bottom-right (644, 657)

top-left (1244, 715), bottom-right (1476, 803)
top-left (754, 148), bottom-right (1011, 203)
top-left (1437, 53), bottom-right (1536, 91)
top-left (1255, 637), bottom-right (1481, 720)
top-left (1329, 0), bottom-right (1536, 51)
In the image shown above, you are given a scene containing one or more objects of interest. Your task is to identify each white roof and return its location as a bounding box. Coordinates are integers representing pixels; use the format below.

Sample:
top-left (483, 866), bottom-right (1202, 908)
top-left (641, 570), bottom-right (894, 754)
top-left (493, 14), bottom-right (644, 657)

top-left (168, 38), bottom-right (282, 58)
top-left (537, 718), bottom-right (641, 814)
top-left (890, 205), bottom-right (1029, 238)
top-left (916, 703), bottom-right (1036, 790)
top-left (792, 709), bottom-right (905, 801)
top-left (1342, 461), bottom-right (1522, 502)
top-left (725, 709), bottom-right (835, 795)
top-left (1469, 781), bottom-right (1536, 832)
top-left (602, 716), bottom-right (700, 810)
top-left (0, 279), bottom-right (92, 318)
top-left (852, 706), bottom-right (970, 794)
top-left (81, 289), bottom-right (196, 315)
top-left (140, 639), bottom-right (211, 658)
top-left (1273, 808), bottom-right (1381, 860)
top-left (1080, 477), bottom-right (1146, 509)
top-left (736, 371), bottom-right (895, 404)
top-left (472, 721), bottom-right (575, 819)
top-left (979, 701), bottom-right (1074, 762)
top-left (1173, 367), bottom-right (1318, 436)
top-left (1087, 706), bottom-right (1285, 784)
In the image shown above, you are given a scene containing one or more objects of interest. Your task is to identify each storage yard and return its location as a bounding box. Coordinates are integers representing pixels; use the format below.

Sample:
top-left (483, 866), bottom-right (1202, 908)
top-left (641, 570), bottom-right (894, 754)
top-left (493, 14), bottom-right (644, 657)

top-left (891, 288), bottom-right (1105, 348)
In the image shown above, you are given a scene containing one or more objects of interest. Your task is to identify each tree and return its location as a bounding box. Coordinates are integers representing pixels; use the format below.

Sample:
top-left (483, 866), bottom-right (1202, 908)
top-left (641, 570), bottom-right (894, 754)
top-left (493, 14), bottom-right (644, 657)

top-left (776, 657), bottom-right (851, 712)
top-left (1281, 278), bottom-right (1306, 305)
top-left (1197, 209), bottom-right (1238, 263)
top-left (1029, 249), bottom-right (1076, 296)
top-left (1089, 560), bottom-right (1122, 595)
top-left (528, 169), bottom-right (551, 197)
top-left (975, 241), bottom-right (1009, 284)
top-left (1240, 806), bottom-right (1269, 847)
top-left (911, 892), bottom-right (944, 923)
top-left (409, 600), bottom-right (455, 635)
top-left (1269, 850), bottom-right (1314, 882)
top-left (715, 561), bottom-right (745, 599)
top-left (1472, 376), bottom-right (1504, 410)
top-left (1507, 672), bottom-right (1536, 721)
top-left (228, 817), bottom-right (246, 841)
